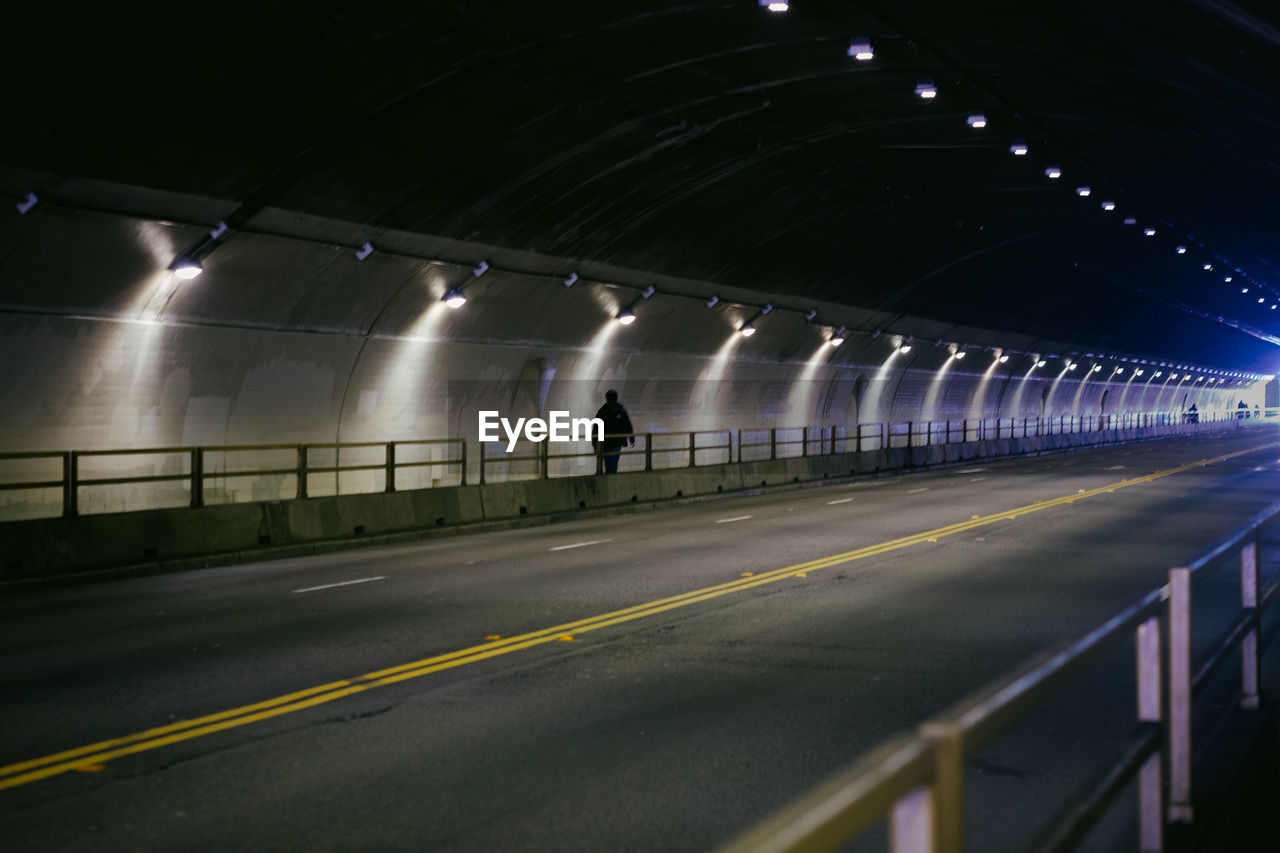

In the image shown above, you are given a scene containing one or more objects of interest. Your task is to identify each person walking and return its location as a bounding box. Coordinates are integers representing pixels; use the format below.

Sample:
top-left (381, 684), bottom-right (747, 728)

top-left (593, 389), bottom-right (634, 474)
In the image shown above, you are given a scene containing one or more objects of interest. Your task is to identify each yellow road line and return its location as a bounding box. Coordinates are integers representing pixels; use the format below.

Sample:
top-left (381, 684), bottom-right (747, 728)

top-left (2, 439), bottom-right (1275, 791)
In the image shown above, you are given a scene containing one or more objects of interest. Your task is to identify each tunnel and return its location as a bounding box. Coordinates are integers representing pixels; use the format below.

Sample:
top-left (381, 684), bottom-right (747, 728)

top-left (3, 2), bottom-right (1280, 851)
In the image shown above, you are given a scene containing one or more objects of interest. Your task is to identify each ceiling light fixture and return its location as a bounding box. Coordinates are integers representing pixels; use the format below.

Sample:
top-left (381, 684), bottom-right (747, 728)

top-left (1101, 200), bottom-right (1116, 211)
top-left (170, 256), bottom-right (203, 280)
top-left (1123, 217), bottom-right (1137, 225)
top-left (1176, 246), bottom-right (1187, 254)
top-left (760, 0), bottom-right (789, 11)
top-left (616, 308), bottom-right (636, 325)
top-left (899, 344), bottom-right (913, 354)
top-left (915, 78), bottom-right (937, 99)
top-left (1045, 164), bottom-right (1062, 179)
top-left (1076, 186), bottom-right (1091, 197)
top-left (848, 38), bottom-right (873, 60)
top-left (830, 326), bottom-right (846, 347)
top-left (1203, 263), bottom-right (1213, 271)
top-left (1010, 139), bottom-right (1028, 156)
top-left (740, 323), bottom-right (756, 337)
top-left (443, 288), bottom-right (467, 309)
top-left (1036, 360), bottom-right (1046, 367)
top-left (966, 112), bottom-right (986, 128)
top-left (1144, 227), bottom-right (1157, 236)
top-left (953, 351), bottom-right (965, 360)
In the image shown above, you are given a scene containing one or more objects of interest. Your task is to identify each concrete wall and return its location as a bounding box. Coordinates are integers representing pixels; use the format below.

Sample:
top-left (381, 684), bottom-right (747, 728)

top-left (0, 172), bottom-right (1262, 517)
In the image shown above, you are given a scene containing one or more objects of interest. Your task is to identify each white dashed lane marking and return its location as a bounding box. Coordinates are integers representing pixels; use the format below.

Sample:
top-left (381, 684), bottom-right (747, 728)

top-left (826, 498), bottom-right (854, 505)
top-left (716, 515), bottom-right (754, 524)
top-left (907, 487), bottom-right (930, 494)
top-left (549, 539), bottom-right (612, 551)
top-left (293, 577), bottom-right (386, 594)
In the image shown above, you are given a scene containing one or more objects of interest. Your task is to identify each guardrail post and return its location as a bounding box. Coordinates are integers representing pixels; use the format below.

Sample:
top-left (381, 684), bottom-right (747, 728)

top-left (856, 424), bottom-right (863, 453)
top-left (459, 440), bottom-right (468, 486)
top-left (1241, 533), bottom-right (1261, 709)
top-left (384, 443), bottom-right (396, 493)
top-left (479, 443), bottom-right (487, 485)
top-left (920, 721), bottom-right (964, 852)
top-left (890, 785), bottom-right (936, 853)
top-left (296, 445), bottom-right (309, 498)
top-left (689, 432), bottom-right (697, 468)
top-left (1168, 566), bottom-right (1193, 823)
top-left (1137, 616), bottom-right (1164, 852)
top-left (541, 439), bottom-right (550, 479)
top-left (962, 418), bottom-right (968, 442)
top-left (736, 429), bottom-right (742, 464)
top-left (645, 434), bottom-right (653, 471)
top-left (63, 451), bottom-right (78, 517)
top-left (770, 428), bottom-right (777, 460)
top-left (907, 421), bottom-right (914, 449)
top-left (191, 448), bottom-right (205, 507)
top-left (802, 426), bottom-right (809, 458)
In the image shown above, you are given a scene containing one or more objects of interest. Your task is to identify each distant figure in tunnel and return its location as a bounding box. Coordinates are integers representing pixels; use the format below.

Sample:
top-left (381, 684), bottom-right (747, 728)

top-left (1239, 400), bottom-right (1250, 419)
top-left (1185, 403), bottom-right (1198, 424)
top-left (593, 389), bottom-right (634, 474)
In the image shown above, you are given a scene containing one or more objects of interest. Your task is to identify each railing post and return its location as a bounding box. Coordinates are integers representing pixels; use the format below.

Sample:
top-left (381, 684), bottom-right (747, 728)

top-left (907, 421), bottom-right (914, 449)
top-left (770, 428), bottom-right (777, 460)
top-left (962, 418), bottom-right (968, 442)
top-left (384, 443), bottom-right (396, 493)
top-left (689, 431), bottom-right (697, 468)
top-left (62, 451), bottom-right (78, 517)
top-left (802, 426), bottom-right (809, 458)
top-left (645, 433), bottom-right (653, 471)
top-left (479, 442), bottom-right (487, 485)
top-left (920, 721), bottom-right (964, 852)
top-left (191, 448), bottom-right (205, 507)
top-left (1137, 616), bottom-right (1164, 852)
top-left (459, 440), bottom-right (468, 486)
top-left (1168, 566), bottom-right (1194, 823)
top-left (736, 429), bottom-right (742, 464)
top-left (540, 439), bottom-right (550, 479)
top-left (296, 445), bottom-right (308, 499)
top-left (890, 785), bottom-right (936, 853)
top-left (1242, 533), bottom-right (1261, 709)
top-left (856, 423), bottom-right (863, 453)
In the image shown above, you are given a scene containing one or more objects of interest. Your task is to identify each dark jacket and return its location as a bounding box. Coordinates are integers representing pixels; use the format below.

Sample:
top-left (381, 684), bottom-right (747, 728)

top-left (594, 401), bottom-right (634, 449)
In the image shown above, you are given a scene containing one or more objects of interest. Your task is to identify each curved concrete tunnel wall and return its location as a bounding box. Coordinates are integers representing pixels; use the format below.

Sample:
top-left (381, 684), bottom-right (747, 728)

top-left (0, 185), bottom-right (1258, 513)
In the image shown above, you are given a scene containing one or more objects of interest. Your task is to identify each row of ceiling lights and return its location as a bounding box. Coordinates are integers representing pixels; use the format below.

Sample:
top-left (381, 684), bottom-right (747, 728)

top-left (759, 2), bottom-right (1274, 312)
top-left (150, 220), bottom-right (1265, 383)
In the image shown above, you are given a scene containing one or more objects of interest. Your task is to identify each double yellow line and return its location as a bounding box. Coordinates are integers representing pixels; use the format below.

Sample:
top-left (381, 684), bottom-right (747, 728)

top-left (2, 440), bottom-right (1274, 791)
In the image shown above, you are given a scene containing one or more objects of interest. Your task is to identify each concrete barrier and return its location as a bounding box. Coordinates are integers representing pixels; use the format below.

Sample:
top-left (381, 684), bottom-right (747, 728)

top-left (0, 421), bottom-right (1248, 582)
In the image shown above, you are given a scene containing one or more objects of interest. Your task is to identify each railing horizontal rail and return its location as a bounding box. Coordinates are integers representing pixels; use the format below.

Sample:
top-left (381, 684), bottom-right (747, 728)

top-left (0, 410), bottom-right (1263, 519)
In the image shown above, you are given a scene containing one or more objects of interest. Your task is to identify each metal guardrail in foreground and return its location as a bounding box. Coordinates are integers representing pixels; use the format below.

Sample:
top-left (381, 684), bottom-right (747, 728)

top-left (720, 500), bottom-right (1280, 853)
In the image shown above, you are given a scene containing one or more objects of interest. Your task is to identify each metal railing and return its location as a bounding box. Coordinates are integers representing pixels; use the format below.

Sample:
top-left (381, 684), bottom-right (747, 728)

top-left (0, 439), bottom-right (465, 519)
top-left (721, 499), bottom-right (1280, 853)
top-left (0, 408), bottom-right (1262, 521)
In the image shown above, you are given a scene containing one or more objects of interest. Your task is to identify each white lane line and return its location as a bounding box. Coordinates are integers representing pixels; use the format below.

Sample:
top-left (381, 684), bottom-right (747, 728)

top-left (957, 468), bottom-right (987, 474)
top-left (826, 498), bottom-right (854, 505)
top-left (969, 477), bottom-right (988, 483)
top-left (907, 487), bottom-right (930, 494)
top-left (293, 576), bottom-right (386, 594)
top-left (549, 539), bottom-right (613, 551)
top-left (716, 515), bottom-right (754, 524)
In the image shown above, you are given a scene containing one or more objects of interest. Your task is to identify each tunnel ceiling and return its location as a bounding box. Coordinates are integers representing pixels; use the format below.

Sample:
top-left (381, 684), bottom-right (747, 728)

top-left (7, 1), bottom-right (1280, 371)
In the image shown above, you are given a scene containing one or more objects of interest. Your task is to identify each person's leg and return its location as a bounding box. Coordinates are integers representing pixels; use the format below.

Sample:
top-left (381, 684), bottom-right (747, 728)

top-left (604, 448), bottom-right (620, 474)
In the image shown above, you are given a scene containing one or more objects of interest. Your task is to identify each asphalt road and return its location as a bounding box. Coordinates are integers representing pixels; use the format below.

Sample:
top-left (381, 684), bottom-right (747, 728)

top-left (3, 427), bottom-right (1280, 852)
